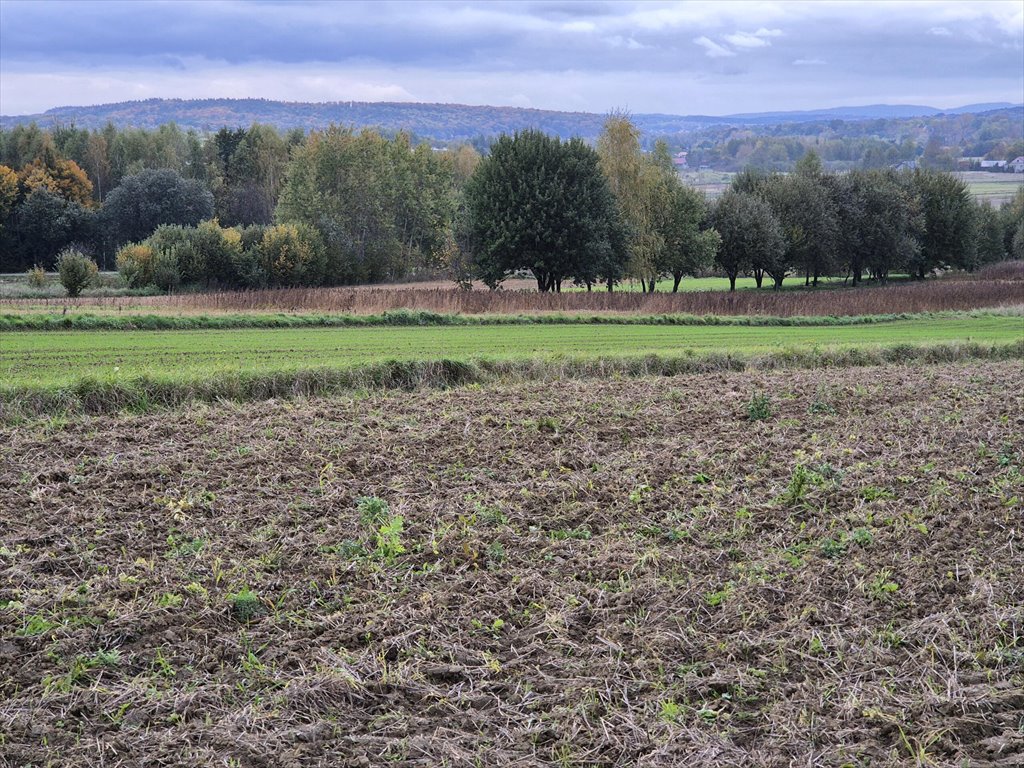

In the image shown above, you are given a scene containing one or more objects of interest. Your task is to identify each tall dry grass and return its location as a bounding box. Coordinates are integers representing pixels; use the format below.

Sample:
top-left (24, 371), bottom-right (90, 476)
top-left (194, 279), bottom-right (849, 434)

top-left (5, 267), bottom-right (1022, 318)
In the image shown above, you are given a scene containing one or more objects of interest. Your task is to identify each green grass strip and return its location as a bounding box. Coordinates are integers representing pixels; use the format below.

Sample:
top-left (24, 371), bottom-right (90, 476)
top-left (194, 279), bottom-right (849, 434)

top-left (2, 340), bottom-right (1020, 420)
top-left (0, 307), bottom-right (1018, 332)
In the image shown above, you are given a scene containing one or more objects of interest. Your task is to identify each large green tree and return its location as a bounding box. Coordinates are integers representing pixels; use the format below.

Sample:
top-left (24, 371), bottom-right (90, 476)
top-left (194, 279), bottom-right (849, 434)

top-left (907, 169), bottom-right (976, 276)
top-left (711, 190), bottom-right (786, 291)
top-left (102, 168), bottom-right (214, 249)
top-left (464, 129), bottom-right (626, 292)
top-left (276, 127), bottom-right (453, 284)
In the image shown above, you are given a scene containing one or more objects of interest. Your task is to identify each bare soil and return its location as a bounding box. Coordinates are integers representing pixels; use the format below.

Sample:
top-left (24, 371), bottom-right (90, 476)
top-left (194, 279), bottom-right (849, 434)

top-left (1, 362), bottom-right (1022, 767)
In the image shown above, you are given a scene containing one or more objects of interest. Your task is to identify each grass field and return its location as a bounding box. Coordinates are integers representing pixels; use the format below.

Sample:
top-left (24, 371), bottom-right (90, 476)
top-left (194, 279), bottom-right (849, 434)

top-left (954, 171), bottom-right (1023, 207)
top-left (1, 361), bottom-right (1020, 766)
top-left (3, 314), bottom-right (1021, 389)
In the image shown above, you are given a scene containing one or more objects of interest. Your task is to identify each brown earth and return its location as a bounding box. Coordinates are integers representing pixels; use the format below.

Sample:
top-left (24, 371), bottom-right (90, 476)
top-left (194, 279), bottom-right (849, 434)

top-left (1, 361), bottom-right (1022, 767)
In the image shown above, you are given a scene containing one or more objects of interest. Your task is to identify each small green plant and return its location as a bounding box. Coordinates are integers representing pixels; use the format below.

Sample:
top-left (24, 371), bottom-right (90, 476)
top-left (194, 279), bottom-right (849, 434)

top-left (156, 592), bottom-right (183, 608)
top-left (475, 502), bottom-right (509, 526)
top-left (374, 515), bottom-right (406, 562)
top-left (860, 486), bottom-right (894, 502)
top-left (850, 528), bottom-right (873, 546)
top-left (324, 539), bottom-right (364, 559)
top-left (533, 415), bottom-right (560, 433)
top-left (659, 699), bottom-right (682, 723)
top-left (866, 569), bottom-right (900, 602)
top-left (486, 541), bottom-right (506, 565)
top-left (808, 386), bottom-right (837, 415)
top-left (357, 495), bottom-right (390, 527)
top-left (549, 526), bottom-right (592, 541)
top-left (629, 484), bottom-right (653, 504)
top-left (228, 587), bottom-right (264, 622)
top-left (746, 393), bottom-right (773, 421)
top-left (56, 248), bottom-right (99, 297)
top-left (17, 614), bottom-right (57, 637)
top-left (779, 464), bottom-right (815, 506)
top-left (26, 265), bottom-right (47, 288)
top-left (704, 583), bottom-right (734, 607)
top-left (819, 537), bottom-right (847, 559)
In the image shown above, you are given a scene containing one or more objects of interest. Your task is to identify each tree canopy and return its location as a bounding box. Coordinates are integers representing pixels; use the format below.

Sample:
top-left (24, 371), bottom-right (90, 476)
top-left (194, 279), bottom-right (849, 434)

top-left (464, 129), bottom-right (626, 292)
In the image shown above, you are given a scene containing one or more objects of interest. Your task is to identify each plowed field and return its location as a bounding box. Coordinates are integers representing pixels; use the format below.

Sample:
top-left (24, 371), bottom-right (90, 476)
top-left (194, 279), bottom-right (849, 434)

top-left (1, 361), bottom-right (1022, 766)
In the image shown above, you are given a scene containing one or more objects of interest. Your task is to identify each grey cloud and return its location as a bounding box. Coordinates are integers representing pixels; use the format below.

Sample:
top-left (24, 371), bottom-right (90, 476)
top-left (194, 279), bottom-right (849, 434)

top-left (0, 0), bottom-right (1020, 115)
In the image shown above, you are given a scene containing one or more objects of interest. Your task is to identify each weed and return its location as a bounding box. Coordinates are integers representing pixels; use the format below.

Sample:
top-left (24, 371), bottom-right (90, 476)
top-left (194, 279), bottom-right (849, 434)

top-left (357, 495), bottom-right (390, 527)
top-left (228, 587), bottom-right (265, 622)
top-left (486, 541), bottom-right (506, 565)
top-left (628, 484), bottom-right (653, 504)
top-left (704, 583), bottom-right (735, 607)
top-left (860, 486), bottom-right (894, 502)
top-left (819, 537), bottom-right (847, 559)
top-left (850, 528), bottom-right (873, 546)
top-left (475, 502), bottom-right (509, 526)
top-left (746, 393), bottom-right (774, 421)
top-left (659, 699), bottom-right (682, 723)
top-left (866, 569), bottom-right (900, 602)
top-left (17, 614), bottom-right (57, 637)
top-left (156, 592), bottom-right (183, 608)
top-left (779, 464), bottom-right (817, 506)
top-left (324, 539), bottom-right (364, 559)
top-left (374, 516), bottom-right (406, 562)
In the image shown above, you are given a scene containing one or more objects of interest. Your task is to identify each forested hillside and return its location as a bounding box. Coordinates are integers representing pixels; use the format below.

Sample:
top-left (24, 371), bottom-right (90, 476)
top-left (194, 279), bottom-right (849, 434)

top-left (2, 99), bottom-right (1021, 169)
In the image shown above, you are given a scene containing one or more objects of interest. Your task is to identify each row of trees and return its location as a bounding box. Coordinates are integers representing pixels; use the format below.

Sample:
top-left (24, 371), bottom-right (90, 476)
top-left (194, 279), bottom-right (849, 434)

top-left (3, 116), bottom-right (1022, 291)
top-left (459, 121), bottom-right (1022, 292)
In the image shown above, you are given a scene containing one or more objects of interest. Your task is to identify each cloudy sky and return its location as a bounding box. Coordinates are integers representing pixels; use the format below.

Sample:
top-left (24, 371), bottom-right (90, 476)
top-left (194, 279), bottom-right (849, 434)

top-left (0, 0), bottom-right (1021, 116)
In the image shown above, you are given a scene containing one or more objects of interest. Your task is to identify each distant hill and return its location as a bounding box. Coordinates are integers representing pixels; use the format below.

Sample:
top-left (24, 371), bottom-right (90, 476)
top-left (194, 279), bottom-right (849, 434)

top-left (1, 98), bottom-right (1021, 140)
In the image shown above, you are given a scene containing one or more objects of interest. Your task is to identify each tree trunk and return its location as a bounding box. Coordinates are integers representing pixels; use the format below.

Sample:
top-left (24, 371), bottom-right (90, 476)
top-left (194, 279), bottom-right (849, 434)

top-left (672, 273), bottom-right (682, 292)
top-left (754, 269), bottom-right (764, 289)
top-left (606, 277), bottom-right (614, 292)
top-left (728, 272), bottom-right (737, 291)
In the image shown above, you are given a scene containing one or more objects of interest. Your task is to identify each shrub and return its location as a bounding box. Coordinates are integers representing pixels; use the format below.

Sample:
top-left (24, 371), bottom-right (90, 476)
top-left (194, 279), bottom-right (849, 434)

top-left (26, 265), bottom-right (47, 288)
top-left (150, 247), bottom-right (182, 291)
top-left (56, 248), bottom-right (98, 297)
top-left (116, 243), bottom-right (155, 288)
top-left (259, 223), bottom-right (327, 287)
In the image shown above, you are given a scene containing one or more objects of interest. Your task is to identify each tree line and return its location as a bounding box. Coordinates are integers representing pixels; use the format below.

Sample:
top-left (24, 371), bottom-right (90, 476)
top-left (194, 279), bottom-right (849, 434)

top-left (0, 118), bottom-right (1021, 291)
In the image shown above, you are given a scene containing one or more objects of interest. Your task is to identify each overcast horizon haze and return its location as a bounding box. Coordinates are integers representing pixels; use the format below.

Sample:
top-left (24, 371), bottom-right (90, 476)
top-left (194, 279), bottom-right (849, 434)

top-left (1, 0), bottom-right (1021, 118)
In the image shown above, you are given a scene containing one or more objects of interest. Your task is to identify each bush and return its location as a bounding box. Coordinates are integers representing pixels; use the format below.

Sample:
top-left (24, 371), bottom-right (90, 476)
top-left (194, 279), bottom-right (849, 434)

top-left (56, 248), bottom-right (98, 297)
top-left (259, 223), bottom-right (327, 287)
top-left (26, 265), bottom-right (47, 288)
top-left (150, 247), bottom-right (182, 291)
top-left (116, 243), bottom-right (155, 288)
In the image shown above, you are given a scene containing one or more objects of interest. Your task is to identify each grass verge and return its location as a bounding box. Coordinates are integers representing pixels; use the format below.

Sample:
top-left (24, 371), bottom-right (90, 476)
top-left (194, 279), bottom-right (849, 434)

top-left (2, 340), bottom-right (1020, 419)
top-left (2, 307), bottom-right (1021, 332)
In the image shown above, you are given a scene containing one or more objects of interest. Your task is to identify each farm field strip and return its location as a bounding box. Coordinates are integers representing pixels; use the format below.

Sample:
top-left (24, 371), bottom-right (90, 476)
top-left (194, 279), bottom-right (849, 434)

top-left (2, 315), bottom-right (1022, 387)
top-left (1, 362), bottom-right (1020, 766)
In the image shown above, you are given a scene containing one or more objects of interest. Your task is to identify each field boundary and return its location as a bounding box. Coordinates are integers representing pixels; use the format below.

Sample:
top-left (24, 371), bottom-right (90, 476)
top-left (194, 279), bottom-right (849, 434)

top-left (2, 307), bottom-right (1020, 332)
top-left (3, 340), bottom-right (1020, 418)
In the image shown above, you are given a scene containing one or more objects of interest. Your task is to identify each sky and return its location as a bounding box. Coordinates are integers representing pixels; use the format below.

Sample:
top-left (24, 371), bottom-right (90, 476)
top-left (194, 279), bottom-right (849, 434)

top-left (0, 0), bottom-right (1021, 116)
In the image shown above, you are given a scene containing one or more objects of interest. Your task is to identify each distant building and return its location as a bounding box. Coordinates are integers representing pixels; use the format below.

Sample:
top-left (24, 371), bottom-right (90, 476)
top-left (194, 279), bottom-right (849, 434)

top-left (1010, 156), bottom-right (1024, 173)
top-left (979, 159), bottom-right (1007, 169)
top-left (672, 151), bottom-right (688, 169)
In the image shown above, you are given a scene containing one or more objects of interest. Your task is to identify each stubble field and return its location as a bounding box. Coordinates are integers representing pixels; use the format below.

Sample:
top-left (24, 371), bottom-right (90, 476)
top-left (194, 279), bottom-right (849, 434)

top-left (1, 360), bottom-right (1022, 767)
